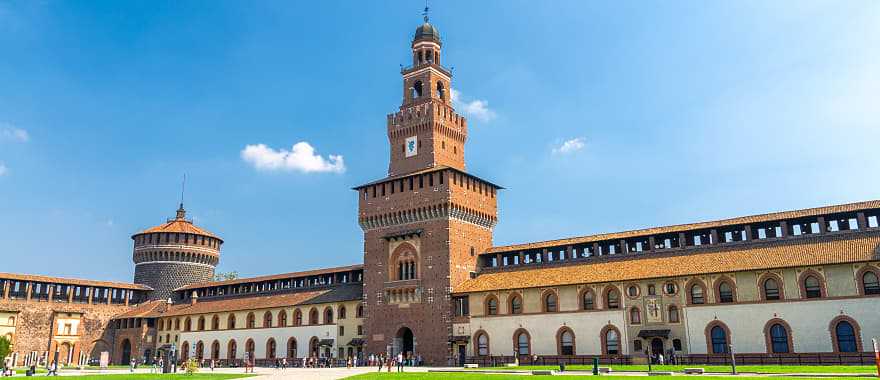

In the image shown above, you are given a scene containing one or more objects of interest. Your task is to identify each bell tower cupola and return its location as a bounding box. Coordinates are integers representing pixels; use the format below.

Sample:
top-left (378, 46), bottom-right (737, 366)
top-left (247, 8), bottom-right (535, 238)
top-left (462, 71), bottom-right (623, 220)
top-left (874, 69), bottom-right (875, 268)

top-left (387, 10), bottom-right (466, 176)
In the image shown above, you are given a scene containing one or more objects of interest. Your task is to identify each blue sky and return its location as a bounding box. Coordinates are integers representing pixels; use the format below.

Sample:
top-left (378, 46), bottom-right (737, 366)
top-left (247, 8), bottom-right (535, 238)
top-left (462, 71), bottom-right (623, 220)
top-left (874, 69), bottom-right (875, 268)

top-left (1, 1), bottom-right (878, 282)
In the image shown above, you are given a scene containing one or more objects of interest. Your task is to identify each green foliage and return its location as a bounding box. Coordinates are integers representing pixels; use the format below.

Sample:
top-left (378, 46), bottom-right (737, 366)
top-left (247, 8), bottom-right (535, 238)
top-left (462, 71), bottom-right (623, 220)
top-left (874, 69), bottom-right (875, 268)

top-left (0, 336), bottom-right (10, 366)
top-left (213, 271), bottom-right (239, 281)
top-left (184, 358), bottom-right (199, 375)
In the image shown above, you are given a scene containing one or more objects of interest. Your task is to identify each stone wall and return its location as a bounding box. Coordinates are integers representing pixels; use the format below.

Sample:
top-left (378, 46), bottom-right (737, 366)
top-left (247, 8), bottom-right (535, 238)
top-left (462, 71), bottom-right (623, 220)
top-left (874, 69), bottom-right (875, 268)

top-left (134, 262), bottom-right (214, 301)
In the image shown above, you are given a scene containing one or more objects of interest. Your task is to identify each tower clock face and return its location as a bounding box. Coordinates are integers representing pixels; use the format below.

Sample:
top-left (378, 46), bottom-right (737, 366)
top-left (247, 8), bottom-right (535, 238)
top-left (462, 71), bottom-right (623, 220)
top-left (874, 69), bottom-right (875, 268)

top-left (405, 136), bottom-right (418, 157)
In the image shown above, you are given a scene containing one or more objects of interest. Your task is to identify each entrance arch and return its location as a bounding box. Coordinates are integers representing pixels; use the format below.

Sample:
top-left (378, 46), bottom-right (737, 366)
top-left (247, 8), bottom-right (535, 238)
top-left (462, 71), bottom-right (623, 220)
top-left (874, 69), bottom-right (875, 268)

top-left (120, 339), bottom-right (132, 365)
top-left (394, 327), bottom-right (415, 357)
top-left (650, 338), bottom-right (664, 358)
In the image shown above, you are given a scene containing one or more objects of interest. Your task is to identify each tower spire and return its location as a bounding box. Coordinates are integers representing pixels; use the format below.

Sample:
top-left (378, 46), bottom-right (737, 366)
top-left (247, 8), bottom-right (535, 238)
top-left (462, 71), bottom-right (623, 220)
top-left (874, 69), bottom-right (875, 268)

top-left (176, 174), bottom-right (187, 219)
top-left (423, 1), bottom-right (429, 23)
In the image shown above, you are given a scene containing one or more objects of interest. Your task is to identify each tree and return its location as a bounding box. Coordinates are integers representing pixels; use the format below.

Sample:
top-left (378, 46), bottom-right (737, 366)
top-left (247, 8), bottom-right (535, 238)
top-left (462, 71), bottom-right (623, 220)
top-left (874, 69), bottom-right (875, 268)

top-left (213, 271), bottom-right (239, 281)
top-left (0, 336), bottom-right (11, 367)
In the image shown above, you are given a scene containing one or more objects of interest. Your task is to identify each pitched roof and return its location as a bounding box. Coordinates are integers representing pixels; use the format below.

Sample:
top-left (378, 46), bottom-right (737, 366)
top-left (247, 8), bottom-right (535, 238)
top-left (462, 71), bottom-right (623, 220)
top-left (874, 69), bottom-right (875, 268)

top-left (156, 286), bottom-right (359, 317)
top-left (487, 199), bottom-right (880, 254)
top-left (113, 300), bottom-right (168, 319)
top-left (455, 232), bottom-right (880, 293)
top-left (174, 264), bottom-right (364, 291)
top-left (0, 272), bottom-right (151, 291)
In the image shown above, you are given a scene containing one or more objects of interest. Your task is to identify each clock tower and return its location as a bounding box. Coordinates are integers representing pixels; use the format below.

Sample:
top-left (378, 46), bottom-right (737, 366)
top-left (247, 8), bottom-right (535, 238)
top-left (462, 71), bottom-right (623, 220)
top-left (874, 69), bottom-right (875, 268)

top-left (355, 14), bottom-right (501, 365)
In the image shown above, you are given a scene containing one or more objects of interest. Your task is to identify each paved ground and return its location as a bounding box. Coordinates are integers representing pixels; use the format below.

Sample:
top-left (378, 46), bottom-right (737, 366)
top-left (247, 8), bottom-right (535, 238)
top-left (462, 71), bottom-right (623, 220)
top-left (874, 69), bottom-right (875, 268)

top-left (41, 366), bottom-right (452, 379)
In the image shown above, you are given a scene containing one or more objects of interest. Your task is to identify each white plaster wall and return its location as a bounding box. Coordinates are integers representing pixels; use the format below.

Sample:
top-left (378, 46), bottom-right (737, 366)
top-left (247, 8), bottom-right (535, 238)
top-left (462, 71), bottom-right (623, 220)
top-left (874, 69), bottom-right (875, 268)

top-left (179, 324), bottom-right (335, 359)
top-left (685, 298), bottom-right (880, 354)
top-left (466, 311), bottom-right (627, 356)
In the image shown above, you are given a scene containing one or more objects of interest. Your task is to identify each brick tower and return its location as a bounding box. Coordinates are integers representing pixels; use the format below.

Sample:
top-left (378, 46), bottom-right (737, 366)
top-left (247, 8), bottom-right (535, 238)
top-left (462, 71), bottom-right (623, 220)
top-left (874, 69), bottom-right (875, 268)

top-left (355, 14), bottom-right (500, 365)
top-left (132, 204), bottom-right (222, 300)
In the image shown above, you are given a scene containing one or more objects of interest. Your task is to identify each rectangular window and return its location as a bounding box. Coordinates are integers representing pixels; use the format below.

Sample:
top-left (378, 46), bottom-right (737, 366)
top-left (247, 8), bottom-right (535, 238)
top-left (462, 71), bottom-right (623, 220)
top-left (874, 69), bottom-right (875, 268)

top-left (339, 326), bottom-right (345, 336)
top-left (428, 174), bottom-right (434, 187)
top-left (408, 177), bottom-right (413, 191)
top-left (439, 172), bottom-right (444, 185)
top-left (869, 215), bottom-right (879, 228)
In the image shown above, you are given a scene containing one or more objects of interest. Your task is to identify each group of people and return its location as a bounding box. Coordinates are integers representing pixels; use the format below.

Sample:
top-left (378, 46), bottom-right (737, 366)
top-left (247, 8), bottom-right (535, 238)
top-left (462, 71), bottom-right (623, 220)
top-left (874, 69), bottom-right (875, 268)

top-left (372, 352), bottom-right (422, 373)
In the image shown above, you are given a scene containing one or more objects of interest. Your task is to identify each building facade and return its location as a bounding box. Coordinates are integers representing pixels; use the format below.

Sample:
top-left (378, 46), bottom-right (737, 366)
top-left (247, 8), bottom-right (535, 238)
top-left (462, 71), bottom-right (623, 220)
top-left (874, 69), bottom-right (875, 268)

top-left (2, 16), bottom-right (879, 369)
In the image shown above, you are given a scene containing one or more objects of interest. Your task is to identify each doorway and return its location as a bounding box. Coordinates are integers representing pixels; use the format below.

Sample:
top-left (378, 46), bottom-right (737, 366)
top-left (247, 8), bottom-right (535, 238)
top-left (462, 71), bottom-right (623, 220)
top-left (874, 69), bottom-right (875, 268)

top-left (458, 345), bottom-right (466, 366)
top-left (650, 338), bottom-right (664, 361)
top-left (394, 327), bottom-right (415, 358)
top-left (120, 339), bottom-right (131, 365)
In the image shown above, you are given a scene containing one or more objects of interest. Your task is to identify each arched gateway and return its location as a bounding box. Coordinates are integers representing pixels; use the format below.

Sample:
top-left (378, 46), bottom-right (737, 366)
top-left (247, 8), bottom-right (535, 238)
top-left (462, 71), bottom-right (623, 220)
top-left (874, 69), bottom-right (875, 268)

top-left (394, 327), bottom-right (415, 357)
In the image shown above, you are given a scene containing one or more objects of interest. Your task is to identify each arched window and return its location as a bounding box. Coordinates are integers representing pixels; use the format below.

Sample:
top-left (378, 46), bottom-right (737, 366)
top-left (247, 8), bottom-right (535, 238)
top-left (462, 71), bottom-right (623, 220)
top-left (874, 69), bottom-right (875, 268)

top-left (485, 296), bottom-right (498, 315)
top-left (833, 319), bottom-right (860, 352)
top-left (294, 309), bottom-right (303, 326)
top-left (690, 283), bottom-right (706, 304)
top-left (211, 315), bottom-right (220, 330)
top-left (309, 308), bottom-right (319, 325)
top-left (266, 338), bottom-right (277, 359)
top-left (581, 289), bottom-right (595, 310)
top-left (768, 323), bottom-right (790, 353)
top-left (708, 324), bottom-right (729, 354)
top-left (338, 306), bottom-right (347, 320)
top-left (263, 311), bottom-right (272, 328)
top-left (324, 307), bottom-right (334, 324)
top-left (605, 288), bottom-right (620, 309)
top-left (227, 340), bottom-right (237, 360)
top-left (508, 294), bottom-right (523, 314)
top-left (717, 281), bottom-right (735, 303)
top-left (180, 342), bottom-right (190, 361)
top-left (412, 81), bottom-right (424, 99)
top-left (668, 305), bottom-right (680, 323)
top-left (862, 271), bottom-right (880, 295)
top-left (246, 313), bottom-right (256, 329)
top-left (474, 331), bottom-right (490, 356)
top-left (195, 341), bottom-right (204, 360)
top-left (558, 328), bottom-right (575, 356)
top-left (627, 285), bottom-right (639, 298)
top-left (211, 340), bottom-right (220, 360)
top-left (543, 292), bottom-right (558, 312)
top-left (602, 326), bottom-right (620, 355)
top-left (762, 277), bottom-right (781, 300)
top-left (197, 316), bottom-right (205, 331)
top-left (436, 81), bottom-right (445, 100)
top-left (356, 305), bottom-right (364, 318)
top-left (184, 317), bottom-right (192, 332)
top-left (287, 338), bottom-right (297, 359)
top-left (630, 307), bottom-right (641, 324)
top-left (278, 310), bottom-right (287, 327)
top-left (514, 329), bottom-right (530, 355)
top-left (803, 275), bottom-right (823, 298)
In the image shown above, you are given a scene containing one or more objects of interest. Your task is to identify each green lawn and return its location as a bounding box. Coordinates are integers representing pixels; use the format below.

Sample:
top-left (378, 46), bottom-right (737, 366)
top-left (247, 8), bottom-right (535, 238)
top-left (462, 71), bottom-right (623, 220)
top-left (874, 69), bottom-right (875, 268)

top-left (465, 364), bottom-right (878, 374)
top-left (29, 374), bottom-right (256, 380)
top-left (347, 374), bottom-right (873, 380)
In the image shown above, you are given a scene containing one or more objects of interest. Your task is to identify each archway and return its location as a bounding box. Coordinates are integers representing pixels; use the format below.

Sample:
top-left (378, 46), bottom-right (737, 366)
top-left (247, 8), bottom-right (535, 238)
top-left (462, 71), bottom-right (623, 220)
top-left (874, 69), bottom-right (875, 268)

top-left (120, 339), bottom-right (132, 365)
top-left (650, 338), bottom-right (664, 359)
top-left (394, 327), bottom-right (415, 357)
top-left (58, 342), bottom-right (72, 365)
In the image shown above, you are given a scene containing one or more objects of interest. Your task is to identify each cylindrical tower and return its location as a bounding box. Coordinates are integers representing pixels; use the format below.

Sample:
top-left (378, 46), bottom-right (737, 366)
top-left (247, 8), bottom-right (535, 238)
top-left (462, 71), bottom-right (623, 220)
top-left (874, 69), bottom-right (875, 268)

top-left (132, 204), bottom-right (222, 300)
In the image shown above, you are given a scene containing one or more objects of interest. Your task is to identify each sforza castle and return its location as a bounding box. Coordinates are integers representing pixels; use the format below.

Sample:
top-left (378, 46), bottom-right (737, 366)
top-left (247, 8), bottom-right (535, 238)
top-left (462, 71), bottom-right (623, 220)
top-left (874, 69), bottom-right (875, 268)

top-left (2, 17), bottom-right (879, 369)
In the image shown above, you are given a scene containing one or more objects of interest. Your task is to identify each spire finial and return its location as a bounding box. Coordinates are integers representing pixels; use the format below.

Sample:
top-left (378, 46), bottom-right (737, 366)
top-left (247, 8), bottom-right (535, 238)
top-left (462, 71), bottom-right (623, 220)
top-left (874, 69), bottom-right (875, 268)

top-left (176, 174), bottom-right (187, 219)
top-left (423, 0), bottom-right (429, 23)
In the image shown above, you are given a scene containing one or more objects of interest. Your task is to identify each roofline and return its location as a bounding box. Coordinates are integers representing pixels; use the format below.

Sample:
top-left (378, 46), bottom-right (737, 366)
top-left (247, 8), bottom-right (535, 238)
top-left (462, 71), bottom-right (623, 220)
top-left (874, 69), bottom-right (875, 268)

top-left (485, 199), bottom-right (880, 254)
top-left (174, 264), bottom-right (364, 291)
top-left (0, 272), bottom-right (152, 290)
top-left (352, 166), bottom-right (504, 190)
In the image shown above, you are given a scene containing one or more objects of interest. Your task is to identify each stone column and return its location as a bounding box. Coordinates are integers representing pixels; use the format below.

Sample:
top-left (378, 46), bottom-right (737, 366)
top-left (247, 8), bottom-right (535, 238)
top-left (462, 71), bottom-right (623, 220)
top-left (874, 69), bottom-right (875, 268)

top-left (68, 287), bottom-right (74, 303)
top-left (26, 282), bottom-right (32, 302)
top-left (648, 237), bottom-right (656, 252)
top-left (678, 233), bottom-right (687, 248)
top-left (87, 287), bottom-right (93, 305)
top-left (744, 225), bottom-right (753, 241)
top-left (2, 282), bottom-right (8, 299)
top-left (710, 230), bottom-right (719, 245)
top-left (817, 217), bottom-right (827, 233)
top-left (857, 212), bottom-right (867, 229)
top-left (47, 285), bottom-right (54, 303)
top-left (779, 221), bottom-right (788, 237)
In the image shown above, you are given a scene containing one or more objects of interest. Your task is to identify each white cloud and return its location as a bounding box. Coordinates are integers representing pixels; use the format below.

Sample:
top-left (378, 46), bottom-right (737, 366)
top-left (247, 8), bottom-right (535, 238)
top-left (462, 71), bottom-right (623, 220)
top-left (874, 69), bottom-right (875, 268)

top-left (241, 141), bottom-right (345, 174)
top-left (0, 123), bottom-right (29, 142)
top-left (552, 137), bottom-right (586, 154)
top-left (450, 89), bottom-right (497, 123)
top-left (0, 162), bottom-right (7, 176)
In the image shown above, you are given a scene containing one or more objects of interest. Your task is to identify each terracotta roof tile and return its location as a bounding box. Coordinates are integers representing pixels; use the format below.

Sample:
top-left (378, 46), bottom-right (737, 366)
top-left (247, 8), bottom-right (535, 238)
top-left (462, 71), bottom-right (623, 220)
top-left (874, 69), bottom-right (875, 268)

top-left (133, 219), bottom-right (221, 240)
top-left (113, 300), bottom-right (168, 319)
top-left (487, 200), bottom-right (880, 253)
top-left (456, 233), bottom-right (880, 293)
top-left (159, 290), bottom-right (329, 317)
top-left (0, 272), bottom-right (151, 291)
top-left (175, 264), bottom-right (363, 291)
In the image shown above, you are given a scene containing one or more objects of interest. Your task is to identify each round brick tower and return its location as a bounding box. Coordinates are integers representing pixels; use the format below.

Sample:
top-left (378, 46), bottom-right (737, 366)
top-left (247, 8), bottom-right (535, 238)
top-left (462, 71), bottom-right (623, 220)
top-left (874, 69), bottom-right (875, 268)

top-left (132, 204), bottom-right (222, 301)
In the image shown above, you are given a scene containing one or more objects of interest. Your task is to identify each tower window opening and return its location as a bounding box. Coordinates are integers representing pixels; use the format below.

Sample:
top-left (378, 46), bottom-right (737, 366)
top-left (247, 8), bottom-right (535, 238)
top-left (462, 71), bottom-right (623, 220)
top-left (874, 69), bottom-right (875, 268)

top-left (436, 81), bottom-right (445, 100)
top-left (412, 81), bottom-right (424, 99)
